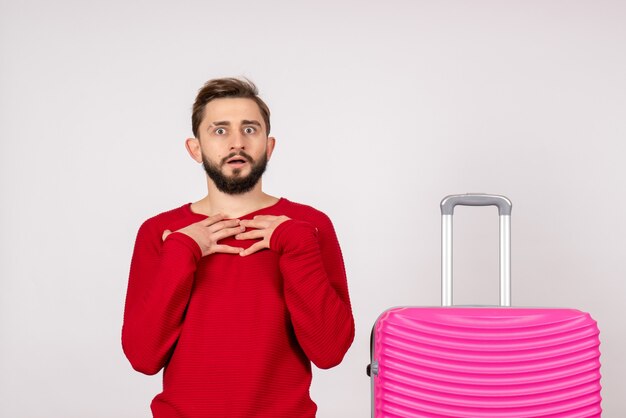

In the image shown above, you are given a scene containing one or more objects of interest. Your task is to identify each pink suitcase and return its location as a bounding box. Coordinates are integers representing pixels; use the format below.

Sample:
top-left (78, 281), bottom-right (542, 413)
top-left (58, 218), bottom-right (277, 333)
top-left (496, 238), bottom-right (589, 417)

top-left (368, 194), bottom-right (602, 417)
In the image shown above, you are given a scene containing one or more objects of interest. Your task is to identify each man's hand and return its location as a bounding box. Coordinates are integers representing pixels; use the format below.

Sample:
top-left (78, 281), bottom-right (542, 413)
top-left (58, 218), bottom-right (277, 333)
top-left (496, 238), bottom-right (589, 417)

top-left (162, 214), bottom-right (245, 257)
top-left (236, 215), bottom-right (290, 256)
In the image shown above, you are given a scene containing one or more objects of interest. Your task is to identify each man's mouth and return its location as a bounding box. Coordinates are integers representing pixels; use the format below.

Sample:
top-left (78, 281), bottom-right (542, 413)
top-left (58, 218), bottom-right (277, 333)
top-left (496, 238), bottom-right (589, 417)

top-left (227, 157), bottom-right (247, 165)
top-left (224, 152), bottom-right (252, 166)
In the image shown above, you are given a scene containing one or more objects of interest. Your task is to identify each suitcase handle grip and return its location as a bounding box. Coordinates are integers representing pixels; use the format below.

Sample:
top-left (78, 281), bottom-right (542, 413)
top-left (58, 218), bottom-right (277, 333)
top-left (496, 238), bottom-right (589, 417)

top-left (441, 194), bottom-right (512, 216)
top-left (440, 194), bottom-right (512, 307)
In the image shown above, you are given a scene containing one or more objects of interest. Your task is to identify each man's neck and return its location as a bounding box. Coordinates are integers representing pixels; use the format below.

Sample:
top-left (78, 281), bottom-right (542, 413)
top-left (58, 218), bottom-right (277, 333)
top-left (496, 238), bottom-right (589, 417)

top-left (191, 181), bottom-right (278, 219)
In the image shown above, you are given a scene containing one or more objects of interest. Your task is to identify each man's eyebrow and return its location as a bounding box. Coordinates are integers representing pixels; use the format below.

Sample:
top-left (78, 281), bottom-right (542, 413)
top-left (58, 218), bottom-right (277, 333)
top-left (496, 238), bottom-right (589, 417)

top-left (209, 120), bottom-right (261, 127)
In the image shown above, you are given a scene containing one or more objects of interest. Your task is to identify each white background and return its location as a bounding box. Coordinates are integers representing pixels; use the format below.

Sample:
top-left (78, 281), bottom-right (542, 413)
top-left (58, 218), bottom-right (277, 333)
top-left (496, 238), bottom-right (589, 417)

top-left (1, 0), bottom-right (625, 416)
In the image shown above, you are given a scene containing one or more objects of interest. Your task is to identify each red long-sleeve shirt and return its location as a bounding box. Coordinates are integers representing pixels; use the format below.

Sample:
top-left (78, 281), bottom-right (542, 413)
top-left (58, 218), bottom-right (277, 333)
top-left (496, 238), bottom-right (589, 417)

top-left (122, 198), bottom-right (354, 417)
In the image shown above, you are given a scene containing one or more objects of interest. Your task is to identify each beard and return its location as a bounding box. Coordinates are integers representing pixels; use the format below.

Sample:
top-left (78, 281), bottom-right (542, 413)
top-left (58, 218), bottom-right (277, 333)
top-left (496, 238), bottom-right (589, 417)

top-left (202, 150), bottom-right (268, 195)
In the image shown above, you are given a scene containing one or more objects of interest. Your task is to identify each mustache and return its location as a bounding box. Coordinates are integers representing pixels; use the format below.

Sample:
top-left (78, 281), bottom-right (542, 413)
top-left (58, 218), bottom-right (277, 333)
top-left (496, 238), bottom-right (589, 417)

top-left (221, 151), bottom-right (254, 165)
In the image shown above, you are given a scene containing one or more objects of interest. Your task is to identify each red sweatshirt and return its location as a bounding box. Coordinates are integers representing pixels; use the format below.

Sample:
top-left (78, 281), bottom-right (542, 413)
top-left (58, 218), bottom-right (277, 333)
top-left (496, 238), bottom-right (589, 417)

top-left (122, 198), bottom-right (354, 418)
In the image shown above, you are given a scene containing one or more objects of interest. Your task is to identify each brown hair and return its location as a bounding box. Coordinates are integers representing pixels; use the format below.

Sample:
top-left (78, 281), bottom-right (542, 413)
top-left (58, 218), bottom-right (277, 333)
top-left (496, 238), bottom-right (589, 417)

top-left (191, 77), bottom-right (271, 138)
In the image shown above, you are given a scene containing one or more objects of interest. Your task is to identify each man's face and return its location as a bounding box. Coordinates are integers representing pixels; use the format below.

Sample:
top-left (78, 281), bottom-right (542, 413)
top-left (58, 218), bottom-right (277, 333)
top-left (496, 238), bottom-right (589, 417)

top-left (194, 98), bottom-right (274, 195)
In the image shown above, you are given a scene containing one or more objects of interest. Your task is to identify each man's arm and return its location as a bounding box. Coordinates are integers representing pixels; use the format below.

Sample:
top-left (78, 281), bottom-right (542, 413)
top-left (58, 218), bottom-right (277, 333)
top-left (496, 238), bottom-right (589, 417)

top-left (238, 213), bottom-right (355, 368)
top-left (122, 214), bottom-right (244, 375)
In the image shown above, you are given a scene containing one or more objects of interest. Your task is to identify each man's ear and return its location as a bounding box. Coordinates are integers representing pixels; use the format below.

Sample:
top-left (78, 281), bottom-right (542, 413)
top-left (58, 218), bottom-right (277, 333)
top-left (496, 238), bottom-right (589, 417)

top-left (266, 136), bottom-right (276, 160)
top-left (185, 138), bottom-right (203, 163)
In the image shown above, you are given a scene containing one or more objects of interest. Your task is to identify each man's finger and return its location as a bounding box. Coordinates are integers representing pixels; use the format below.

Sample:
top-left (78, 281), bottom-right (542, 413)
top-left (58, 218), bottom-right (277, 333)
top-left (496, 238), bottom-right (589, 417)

top-left (212, 244), bottom-right (244, 254)
top-left (239, 219), bottom-right (267, 229)
top-left (201, 213), bottom-right (227, 226)
top-left (213, 225), bottom-right (246, 241)
top-left (239, 241), bottom-right (267, 257)
top-left (235, 229), bottom-right (265, 241)
top-left (252, 215), bottom-right (279, 221)
top-left (208, 219), bottom-right (241, 233)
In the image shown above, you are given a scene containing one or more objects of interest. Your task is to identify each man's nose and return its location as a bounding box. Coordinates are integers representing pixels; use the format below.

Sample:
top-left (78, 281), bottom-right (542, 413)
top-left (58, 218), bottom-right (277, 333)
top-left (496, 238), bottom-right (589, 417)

top-left (229, 131), bottom-right (245, 150)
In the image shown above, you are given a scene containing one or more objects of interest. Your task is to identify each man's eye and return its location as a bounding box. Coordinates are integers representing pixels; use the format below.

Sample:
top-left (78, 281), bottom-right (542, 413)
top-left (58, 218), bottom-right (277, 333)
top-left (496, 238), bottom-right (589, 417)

top-left (244, 127), bottom-right (256, 134)
top-left (215, 128), bottom-right (226, 135)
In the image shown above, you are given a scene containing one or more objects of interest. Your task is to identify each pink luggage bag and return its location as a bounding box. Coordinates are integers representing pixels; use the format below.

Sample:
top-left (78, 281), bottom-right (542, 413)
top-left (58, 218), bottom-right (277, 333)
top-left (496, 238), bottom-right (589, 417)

top-left (368, 194), bottom-right (602, 417)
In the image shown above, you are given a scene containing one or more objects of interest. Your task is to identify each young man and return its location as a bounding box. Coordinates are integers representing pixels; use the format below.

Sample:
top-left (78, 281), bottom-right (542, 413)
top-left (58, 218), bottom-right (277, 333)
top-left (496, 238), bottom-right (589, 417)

top-left (122, 77), bottom-right (354, 418)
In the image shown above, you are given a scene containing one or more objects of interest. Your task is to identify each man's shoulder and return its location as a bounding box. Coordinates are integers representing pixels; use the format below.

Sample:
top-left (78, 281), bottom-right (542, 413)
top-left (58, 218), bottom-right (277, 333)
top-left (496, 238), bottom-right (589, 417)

top-left (278, 198), bottom-right (333, 226)
top-left (138, 203), bottom-right (197, 233)
top-left (280, 198), bottom-right (324, 216)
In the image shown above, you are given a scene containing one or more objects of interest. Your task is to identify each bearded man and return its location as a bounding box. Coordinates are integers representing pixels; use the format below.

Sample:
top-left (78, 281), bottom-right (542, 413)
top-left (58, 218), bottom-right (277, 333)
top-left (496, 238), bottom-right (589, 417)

top-left (122, 77), bottom-right (354, 418)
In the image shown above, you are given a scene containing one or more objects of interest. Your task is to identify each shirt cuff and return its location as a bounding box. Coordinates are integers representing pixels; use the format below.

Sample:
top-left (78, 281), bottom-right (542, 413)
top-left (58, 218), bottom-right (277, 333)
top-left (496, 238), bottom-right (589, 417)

top-left (163, 231), bottom-right (202, 261)
top-left (270, 219), bottom-right (318, 254)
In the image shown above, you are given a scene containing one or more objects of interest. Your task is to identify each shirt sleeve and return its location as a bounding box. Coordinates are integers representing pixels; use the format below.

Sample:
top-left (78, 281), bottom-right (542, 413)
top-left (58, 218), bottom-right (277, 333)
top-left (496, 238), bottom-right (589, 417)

top-left (270, 216), bottom-right (355, 369)
top-left (121, 222), bottom-right (201, 375)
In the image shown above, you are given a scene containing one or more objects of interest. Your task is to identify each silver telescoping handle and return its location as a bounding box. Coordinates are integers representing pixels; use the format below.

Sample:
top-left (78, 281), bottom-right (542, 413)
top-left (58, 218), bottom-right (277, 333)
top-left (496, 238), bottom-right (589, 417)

top-left (440, 194), bottom-right (512, 307)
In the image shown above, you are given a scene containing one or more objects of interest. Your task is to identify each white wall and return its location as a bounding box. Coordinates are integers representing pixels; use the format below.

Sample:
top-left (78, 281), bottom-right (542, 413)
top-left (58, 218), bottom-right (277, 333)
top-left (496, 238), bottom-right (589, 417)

top-left (1, 0), bottom-right (624, 416)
